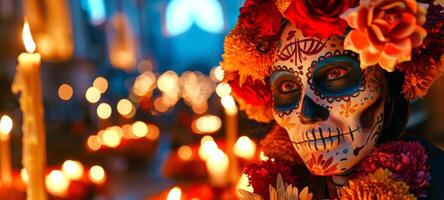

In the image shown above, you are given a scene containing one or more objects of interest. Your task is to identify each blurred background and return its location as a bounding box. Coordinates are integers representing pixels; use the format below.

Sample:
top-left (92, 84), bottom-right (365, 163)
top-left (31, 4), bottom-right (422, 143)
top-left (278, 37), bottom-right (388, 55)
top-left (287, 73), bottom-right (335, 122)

top-left (0, 0), bottom-right (442, 199)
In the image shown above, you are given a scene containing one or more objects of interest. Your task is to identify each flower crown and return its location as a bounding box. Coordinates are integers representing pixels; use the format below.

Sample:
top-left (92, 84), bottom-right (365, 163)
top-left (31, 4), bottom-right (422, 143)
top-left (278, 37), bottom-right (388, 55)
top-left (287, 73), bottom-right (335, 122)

top-left (221, 0), bottom-right (444, 122)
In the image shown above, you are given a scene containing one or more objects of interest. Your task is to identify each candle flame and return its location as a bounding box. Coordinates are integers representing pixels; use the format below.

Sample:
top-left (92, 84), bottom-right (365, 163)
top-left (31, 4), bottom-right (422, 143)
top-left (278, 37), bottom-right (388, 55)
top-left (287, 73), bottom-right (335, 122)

top-left (22, 21), bottom-right (36, 53)
top-left (0, 115), bottom-right (13, 135)
top-left (166, 187), bottom-right (182, 200)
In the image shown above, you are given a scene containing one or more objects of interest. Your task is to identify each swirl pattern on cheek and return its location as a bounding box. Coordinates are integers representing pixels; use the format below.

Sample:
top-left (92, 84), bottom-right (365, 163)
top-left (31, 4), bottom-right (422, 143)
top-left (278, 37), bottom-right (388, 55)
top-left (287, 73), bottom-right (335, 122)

top-left (307, 50), bottom-right (367, 103)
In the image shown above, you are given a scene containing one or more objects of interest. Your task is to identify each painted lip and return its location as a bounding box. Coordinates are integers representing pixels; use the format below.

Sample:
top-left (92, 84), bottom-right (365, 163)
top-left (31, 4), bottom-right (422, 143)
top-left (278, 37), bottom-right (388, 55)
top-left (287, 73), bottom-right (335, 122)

top-left (291, 126), bottom-right (361, 151)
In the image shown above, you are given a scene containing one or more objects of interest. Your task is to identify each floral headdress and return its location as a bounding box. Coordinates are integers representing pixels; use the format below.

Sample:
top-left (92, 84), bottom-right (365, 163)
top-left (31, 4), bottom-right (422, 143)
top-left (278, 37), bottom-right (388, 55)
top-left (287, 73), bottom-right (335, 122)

top-left (221, 0), bottom-right (444, 122)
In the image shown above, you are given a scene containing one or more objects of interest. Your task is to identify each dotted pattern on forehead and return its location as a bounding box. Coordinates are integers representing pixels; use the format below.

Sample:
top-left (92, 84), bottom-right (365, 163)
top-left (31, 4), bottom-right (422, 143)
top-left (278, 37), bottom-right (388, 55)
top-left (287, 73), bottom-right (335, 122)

top-left (307, 50), bottom-right (367, 103)
top-left (272, 65), bottom-right (303, 117)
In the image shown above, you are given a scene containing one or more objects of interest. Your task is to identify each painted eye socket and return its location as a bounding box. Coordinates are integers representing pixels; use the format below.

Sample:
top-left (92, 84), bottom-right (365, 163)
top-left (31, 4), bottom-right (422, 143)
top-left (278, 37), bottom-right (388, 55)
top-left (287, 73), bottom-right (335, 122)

top-left (279, 81), bottom-right (299, 94)
top-left (326, 67), bottom-right (350, 81)
top-left (312, 56), bottom-right (362, 97)
top-left (271, 71), bottom-right (302, 112)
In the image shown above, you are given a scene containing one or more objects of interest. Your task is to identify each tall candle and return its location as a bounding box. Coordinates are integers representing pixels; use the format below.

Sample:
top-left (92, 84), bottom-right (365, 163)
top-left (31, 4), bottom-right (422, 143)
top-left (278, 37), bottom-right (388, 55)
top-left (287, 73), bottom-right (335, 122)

top-left (0, 115), bottom-right (13, 187)
top-left (11, 21), bottom-right (47, 200)
top-left (221, 95), bottom-right (239, 185)
top-left (205, 149), bottom-right (229, 187)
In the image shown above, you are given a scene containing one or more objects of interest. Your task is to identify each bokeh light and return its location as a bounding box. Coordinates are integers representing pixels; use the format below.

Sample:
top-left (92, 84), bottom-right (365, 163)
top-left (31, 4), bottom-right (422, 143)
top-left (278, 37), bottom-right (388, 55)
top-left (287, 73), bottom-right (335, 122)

top-left (117, 99), bottom-right (134, 117)
top-left (234, 136), bottom-right (257, 160)
top-left (87, 135), bottom-right (102, 151)
top-left (58, 84), bottom-right (73, 101)
top-left (193, 114), bottom-right (221, 134)
top-left (89, 165), bottom-right (106, 184)
top-left (132, 121), bottom-right (148, 138)
top-left (85, 87), bottom-right (101, 103)
top-left (93, 76), bottom-right (108, 93)
top-left (177, 145), bottom-right (193, 161)
top-left (146, 124), bottom-right (160, 140)
top-left (62, 160), bottom-right (84, 181)
top-left (45, 170), bottom-right (70, 197)
top-left (97, 103), bottom-right (112, 119)
top-left (101, 129), bottom-right (121, 148)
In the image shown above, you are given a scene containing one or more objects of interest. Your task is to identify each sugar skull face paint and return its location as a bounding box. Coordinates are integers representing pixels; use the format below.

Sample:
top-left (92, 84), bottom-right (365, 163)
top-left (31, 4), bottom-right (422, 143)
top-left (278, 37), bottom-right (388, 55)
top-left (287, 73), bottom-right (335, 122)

top-left (271, 24), bottom-right (387, 176)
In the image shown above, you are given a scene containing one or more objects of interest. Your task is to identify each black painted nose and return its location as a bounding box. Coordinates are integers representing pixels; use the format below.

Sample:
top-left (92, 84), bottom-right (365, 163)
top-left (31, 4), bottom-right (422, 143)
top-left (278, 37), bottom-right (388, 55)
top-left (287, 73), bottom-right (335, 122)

top-left (299, 95), bottom-right (329, 124)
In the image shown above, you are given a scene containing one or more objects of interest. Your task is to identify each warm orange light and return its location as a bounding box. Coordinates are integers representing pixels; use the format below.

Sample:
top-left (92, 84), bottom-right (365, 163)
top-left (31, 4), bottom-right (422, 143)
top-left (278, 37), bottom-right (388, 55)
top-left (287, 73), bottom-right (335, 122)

top-left (93, 76), bottom-right (108, 94)
top-left (117, 99), bottom-right (134, 117)
top-left (193, 115), bottom-right (222, 134)
top-left (0, 115), bottom-right (13, 136)
top-left (22, 21), bottom-right (36, 53)
top-left (259, 151), bottom-right (268, 161)
top-left (146, 124), bottom-right (160, 140)
top-left (45, 170), bottom-right (70, 197)
top-left (20, 168), bottom-right (28, 184)
top-left (215, 83), bottom-right (231, 97)
top-left (101, 129), bottom-right (121, 148)
top-left (85, 87), bottom-right (101, 103)
top-left (177, 145), bottom-right (193, 161)
top-left (58, 84), bottom-right (73, 101)
top-left (132, 121), bottom-right (148, 138)
top-left (97, 103), bottom-right (112, 119)
top-left (198, 136), bottom-right (219, 161)
top-left (87, 135), bottom-right (102, 151)
top-left (221, 95), bottom-right (237, 115)
top-left (89, 165), bottom-right (106, 185)
top-left (167, 187), bottom-right (182, 200)
top-left (62, 160), bottom-right (84, 181)
top-left (234, 136), bottom-right (257, 160)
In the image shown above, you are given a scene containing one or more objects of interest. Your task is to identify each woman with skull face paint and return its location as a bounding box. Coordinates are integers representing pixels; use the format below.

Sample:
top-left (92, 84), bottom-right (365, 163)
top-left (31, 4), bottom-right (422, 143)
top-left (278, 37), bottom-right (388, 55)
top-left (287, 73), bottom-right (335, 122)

top-left (222, 0), bottom-right (444, 199)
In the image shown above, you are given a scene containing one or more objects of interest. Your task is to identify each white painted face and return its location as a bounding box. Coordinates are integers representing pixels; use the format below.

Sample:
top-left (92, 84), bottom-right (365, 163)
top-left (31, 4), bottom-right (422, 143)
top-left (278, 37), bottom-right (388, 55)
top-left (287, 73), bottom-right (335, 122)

top-left (271, 24), bottom-right (387, 176)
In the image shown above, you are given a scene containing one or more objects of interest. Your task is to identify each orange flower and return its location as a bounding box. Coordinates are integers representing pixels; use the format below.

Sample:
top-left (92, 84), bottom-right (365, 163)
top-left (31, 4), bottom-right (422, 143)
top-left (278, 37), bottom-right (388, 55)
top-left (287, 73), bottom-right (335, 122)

top-left (220, 25), bottom-right (275, 84)
top-left (340, 0), bottom-right (428, 72)
top-left (338, 169), bottom-right (416, 200)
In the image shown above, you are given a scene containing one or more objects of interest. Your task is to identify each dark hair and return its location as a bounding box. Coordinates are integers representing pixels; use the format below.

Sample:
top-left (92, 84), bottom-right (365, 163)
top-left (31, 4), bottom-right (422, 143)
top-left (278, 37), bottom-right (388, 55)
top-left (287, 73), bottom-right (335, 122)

top-left (378, 70), bottom-right (410, 143)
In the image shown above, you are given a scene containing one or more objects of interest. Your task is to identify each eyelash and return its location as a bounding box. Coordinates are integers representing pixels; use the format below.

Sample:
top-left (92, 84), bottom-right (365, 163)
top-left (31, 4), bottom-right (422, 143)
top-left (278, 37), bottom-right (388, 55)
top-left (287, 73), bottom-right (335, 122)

top-left (326, 67), bottom-right (350, 81)
top-left (279, 81), bottom-right (299, 93)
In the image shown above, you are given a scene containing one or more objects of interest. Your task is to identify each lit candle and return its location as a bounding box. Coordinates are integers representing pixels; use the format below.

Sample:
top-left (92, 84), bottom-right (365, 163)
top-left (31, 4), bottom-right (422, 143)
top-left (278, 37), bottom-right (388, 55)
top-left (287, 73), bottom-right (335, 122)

top-left (205, 149), bottom-right (229, 187)
top-left (11, 21), bottom-right (47, 200)
top-left (166, 187), bottom-right (182, 200)
top-left (220, 95), bottom-right (239, 185)
top-left (45, 170), bottom-right (69, 197)
top-left (233, 136), bottom-right (257, 160)
top-left (0, 115), bottom-right (13, 187)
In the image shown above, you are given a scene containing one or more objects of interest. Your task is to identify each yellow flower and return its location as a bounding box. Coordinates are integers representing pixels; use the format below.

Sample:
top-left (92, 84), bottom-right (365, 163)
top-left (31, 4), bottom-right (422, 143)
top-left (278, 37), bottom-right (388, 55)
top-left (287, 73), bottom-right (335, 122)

top-left (220, 25), bottom-right (275, 84)
top-left (338, 169), bottom-right (416, 200)
top-left (239, 174), bottom-right (313, 200)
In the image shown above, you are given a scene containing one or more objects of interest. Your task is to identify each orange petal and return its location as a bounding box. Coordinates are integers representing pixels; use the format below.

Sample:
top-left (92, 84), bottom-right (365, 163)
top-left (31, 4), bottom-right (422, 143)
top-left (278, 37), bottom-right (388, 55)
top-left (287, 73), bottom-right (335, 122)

top-left (369, 24), bottom-right (389, 42)
top-left (345, 30), bottom-right (370, 51)
top-left (384, 38), bottom-right (411, 57)
top-left (340, 7), bottom-right (360, 29)
top-left (409, 26), bottom-right (427, 47)
top-left (378, 52), bottom-right (398, 72)
top-left (390, 13), bottom-right (416, 40)
top-left (416, 2), bottom-right (429, 25)
top-left (360, 50), bottom-right (381, 68)
top-left (357, 7), bottom-right (371, 30)
top-left (379, 1), bottom-right (406, 11)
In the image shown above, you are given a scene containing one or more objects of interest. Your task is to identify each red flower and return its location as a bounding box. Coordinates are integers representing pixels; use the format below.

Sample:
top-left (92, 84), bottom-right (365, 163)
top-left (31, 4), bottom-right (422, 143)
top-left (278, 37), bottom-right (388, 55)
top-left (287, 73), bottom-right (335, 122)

top-left (228, 74), bottom-right (272, 107)
top-left (244, 160), bottom-right (295, 200)
top-left (354, 141), bottom-right (430, 198)
top-left (238, 0), bottom-right (283, 39)
top-left (284, 0), bottom-right (355, 39)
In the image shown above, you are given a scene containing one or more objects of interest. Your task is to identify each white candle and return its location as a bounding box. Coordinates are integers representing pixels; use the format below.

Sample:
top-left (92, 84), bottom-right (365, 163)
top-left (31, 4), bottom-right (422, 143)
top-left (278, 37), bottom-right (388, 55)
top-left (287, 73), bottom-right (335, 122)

top-left (221, 95), bottom-right (239, 185)
top-left (0, 115), bottom-right (13, 187)
top-left (234, 136), bottom-right (257, 160)
top-left (205, 149), bottom-right (229, 187)
top-left (11, 21), bottom-right (47, 200)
